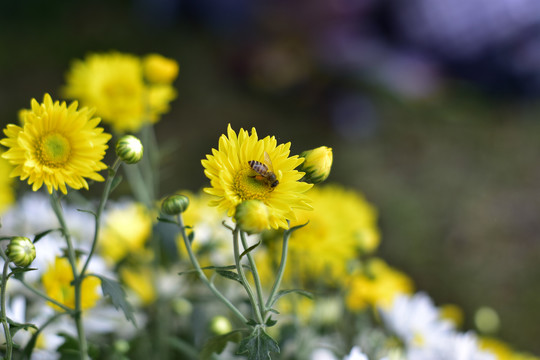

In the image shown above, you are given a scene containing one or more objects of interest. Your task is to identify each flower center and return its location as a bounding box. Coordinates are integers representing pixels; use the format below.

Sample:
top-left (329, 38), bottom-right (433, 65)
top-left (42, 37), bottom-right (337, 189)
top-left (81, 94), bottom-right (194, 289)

top-left (38, 133), bottom-right (71, 167)
top-left (233, 168), bottom-right (274, 201)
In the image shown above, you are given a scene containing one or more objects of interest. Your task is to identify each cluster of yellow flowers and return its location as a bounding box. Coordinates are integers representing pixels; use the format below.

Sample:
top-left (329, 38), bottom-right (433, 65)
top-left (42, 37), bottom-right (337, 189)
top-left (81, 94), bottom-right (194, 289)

top-left (63, 52), bottom-right (178, 133)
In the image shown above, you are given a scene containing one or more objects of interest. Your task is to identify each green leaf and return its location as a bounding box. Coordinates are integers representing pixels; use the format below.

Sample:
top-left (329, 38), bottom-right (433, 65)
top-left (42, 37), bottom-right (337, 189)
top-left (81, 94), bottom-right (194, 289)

top-left (33, 229), bottom-right (61, 243)
top-left (7, 317), bottom-right (37, 338)
top-left (265, 317), bottom-right (277, 327)
top-left (93, 274), bottom-right (137, 325)
top-left (10, 267), bottom-right (37, 275)
top-left (239, 239), bottom-right (261, 260)
top-left (76, 209), bottom-right (97, 218)
top-left (157, 216), bottom-right (179, 225)
top-left (200, 330), bottom-right (243, 360)
top-left (109, 174), bottom-right (123, 195)
top-left (236, 326), bottom-right (280, 360)
top-left (215, 270), bottom-right (242, 284)
top-left (284, 221), bottom-right (309, 237)
top-left (267, 289), bottom-right (313, 309)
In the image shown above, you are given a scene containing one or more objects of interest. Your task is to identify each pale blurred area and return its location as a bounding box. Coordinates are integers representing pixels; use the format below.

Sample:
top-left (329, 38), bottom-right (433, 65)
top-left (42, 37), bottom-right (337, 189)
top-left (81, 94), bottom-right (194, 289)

top-left (1, 0), bottom-right (540, 353)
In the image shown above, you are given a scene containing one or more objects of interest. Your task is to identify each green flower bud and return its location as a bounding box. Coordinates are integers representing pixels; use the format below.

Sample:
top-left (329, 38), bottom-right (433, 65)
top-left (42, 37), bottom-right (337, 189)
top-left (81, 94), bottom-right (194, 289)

top-left (234, 200), bottom-right (270, 234)
top-left (299, 146), bottom-right (333, 184)
top-left (116, 135), bottom-right (143, 164)
top-left (6, 236), bottom-right (36, 267)
top-left (161, 194), bottom-right (190, 215)
top-left (209, 316), bottom-right (232, 335)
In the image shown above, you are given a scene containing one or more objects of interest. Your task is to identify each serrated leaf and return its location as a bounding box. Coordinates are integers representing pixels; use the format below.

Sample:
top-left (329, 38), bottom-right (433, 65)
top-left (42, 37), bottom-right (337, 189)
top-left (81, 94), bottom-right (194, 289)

top-left (268, 289), bottom-right (313, 309)
top-left (239, 239), bottom-right (261, 260)
top-left (215, 270), bottom-right (242, 284)
top-left (236, 326), bottom-right (280, 360)
top-left (200, 330), bottom-right (243, 360)
top-left (94, 275), bottom-right (137, 325)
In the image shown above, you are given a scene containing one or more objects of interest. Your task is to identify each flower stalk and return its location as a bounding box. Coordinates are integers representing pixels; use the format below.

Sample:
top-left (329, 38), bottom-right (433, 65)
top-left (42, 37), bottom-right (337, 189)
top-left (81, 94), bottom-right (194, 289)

top-left (0, 246), bottom-right (13, 360)
top-left (176, 213), bottom-right (248, 324)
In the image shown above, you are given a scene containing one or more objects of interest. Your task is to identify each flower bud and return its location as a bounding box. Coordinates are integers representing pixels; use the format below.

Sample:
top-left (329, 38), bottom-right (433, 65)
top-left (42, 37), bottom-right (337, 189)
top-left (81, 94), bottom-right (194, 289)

top-left (234, 200), bottom-right (270, 234)
top-left (299, 146), bottom-right (333, 184)
top-left (143, 54), bottom-right (179, 84)
top-left (161, 194), bottom-right (190, 215)
top-left (6, 236), bottom-right (36, 267)
top-left (116, 135), bottom-right (143, 164)
top-left (209, 316), bottom-right (232, 335)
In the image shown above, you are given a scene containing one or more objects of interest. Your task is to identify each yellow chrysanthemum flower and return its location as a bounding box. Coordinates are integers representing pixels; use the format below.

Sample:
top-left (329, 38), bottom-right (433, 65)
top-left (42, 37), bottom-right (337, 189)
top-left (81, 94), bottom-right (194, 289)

top-left (0, 152), bottom-right (15, 214)
top-left (0, 94), bottom-right (111, 194)
top-left (345, 258), bottom-right (414, 311)
top-left (63, 52), bottom-right (177, 133)
top-left (120, 266), bottom-right (156, 305)
top-left (201, 124), bottom-right (313, 229)
top-left (270, 184), bottom-right (379, 286)
top-left (42, 257), bottom-right (101, 311)
top-left (99, 202), bottom-right (153, 264)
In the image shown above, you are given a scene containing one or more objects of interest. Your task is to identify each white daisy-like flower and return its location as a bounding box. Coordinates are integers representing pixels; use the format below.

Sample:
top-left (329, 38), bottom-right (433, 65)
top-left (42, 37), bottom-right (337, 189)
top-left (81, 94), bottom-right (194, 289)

top-left (379, 292), bottom-right (454, 355)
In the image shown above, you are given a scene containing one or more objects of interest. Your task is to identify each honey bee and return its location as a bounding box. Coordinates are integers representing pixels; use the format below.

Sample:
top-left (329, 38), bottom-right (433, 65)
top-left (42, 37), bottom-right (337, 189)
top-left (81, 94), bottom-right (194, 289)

top-left (248, 152), bottom-right (279, 187)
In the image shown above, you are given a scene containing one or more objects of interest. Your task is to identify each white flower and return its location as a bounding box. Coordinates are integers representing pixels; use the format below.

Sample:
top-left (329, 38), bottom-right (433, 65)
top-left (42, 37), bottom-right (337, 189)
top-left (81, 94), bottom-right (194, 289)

top-left (436, 332), bottom-right (496, 360)
top-left (311, 348), bottom-right (339, 360)
top-left (379, 292), bottom-right (453, 355)
top-left (344, 346), bottom-right (369, 360)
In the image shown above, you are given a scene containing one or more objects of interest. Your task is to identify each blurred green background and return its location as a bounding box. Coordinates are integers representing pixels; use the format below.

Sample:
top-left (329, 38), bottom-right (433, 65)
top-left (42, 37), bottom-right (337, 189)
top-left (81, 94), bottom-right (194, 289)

top-left (2, 0), bottom-right (540, 353)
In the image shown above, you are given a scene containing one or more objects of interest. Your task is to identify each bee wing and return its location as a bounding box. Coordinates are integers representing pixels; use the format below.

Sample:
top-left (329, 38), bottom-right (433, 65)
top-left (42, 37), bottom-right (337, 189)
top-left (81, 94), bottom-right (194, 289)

top-left (264, 151), bottom-right (274, 172)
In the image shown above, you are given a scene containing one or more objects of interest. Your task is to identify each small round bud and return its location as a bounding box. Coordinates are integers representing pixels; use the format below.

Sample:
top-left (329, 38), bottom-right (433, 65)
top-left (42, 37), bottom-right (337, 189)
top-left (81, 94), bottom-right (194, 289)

top-left (161, 194), bottom-right (190, 215)
top-left (143, 54), bottom-right (179, 84)
top-left (234, 200), bottom-right (270, 234)
top-left (116, 135), bottom-right (143, 164)
top-left (209, 316), bottom-right (232, 335)
top-left (299, 146), bottom-right (333, 184)
top-left (6, 236), bottom-right (36, 267)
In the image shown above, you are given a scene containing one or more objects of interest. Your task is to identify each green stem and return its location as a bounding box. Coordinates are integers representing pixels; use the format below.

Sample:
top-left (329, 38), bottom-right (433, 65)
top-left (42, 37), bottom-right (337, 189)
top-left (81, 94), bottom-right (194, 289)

top-left (18, 279), bottom-right (73, 313)
top-left (265, 227), bottom-right (292, 314)
top-left (239, 231), bottom-right (266, 320)
top-left (233, 228), bottom-right (263, 325)
top-left (140, 125), bottom-right (160, 200)
top-left (49, 192), bottom-right (88, 360)
top-left (122, 163), bottom-right (154, 208)
top-left (80, 158), bottom-right (122, 277)
top-left (1, 249), bottom-right (13, 360)
top-left (176, 215), bottom-right (248, 324)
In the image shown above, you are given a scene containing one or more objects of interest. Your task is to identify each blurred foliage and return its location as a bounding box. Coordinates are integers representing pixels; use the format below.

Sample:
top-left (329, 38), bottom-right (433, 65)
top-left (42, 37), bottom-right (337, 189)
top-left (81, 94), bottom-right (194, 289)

top-left (1, 0), bottom-right (540, 354)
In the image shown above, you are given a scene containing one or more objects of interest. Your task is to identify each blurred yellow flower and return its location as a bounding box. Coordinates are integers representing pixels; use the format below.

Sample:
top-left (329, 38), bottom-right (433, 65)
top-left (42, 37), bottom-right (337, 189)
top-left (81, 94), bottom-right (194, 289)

top-left (202, 124), bottom-right (312, 229)
top-left (439, 303), bottom-right (465, 328)
top-left (0, 94), bottom-right (110, 194)
top-left (143, 54), bottom-right (179, 84)
top-left (120, 266), bottom-right (156, 305)
top-left (63, 52), bottom-right (176, 133)
top-left (268, 184), bottom-right (380, 287)
top-left (345, 258), bottom-right (413, 311)
top-left (42, 257), bottom-right (101, 311)
top-left (99, 202), bottom-right (152, 263)
top-left (480, 337), bottom-right (540, 360)
top-left (0, 152), bottom-right (15, 214)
